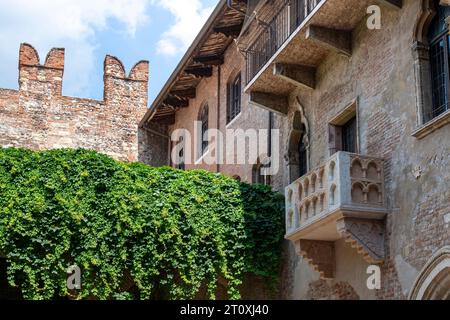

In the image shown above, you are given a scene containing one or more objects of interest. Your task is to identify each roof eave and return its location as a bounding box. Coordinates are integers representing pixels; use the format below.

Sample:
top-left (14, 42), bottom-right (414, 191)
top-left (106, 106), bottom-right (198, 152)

top-left (139, 0), bottom-right (228, 128)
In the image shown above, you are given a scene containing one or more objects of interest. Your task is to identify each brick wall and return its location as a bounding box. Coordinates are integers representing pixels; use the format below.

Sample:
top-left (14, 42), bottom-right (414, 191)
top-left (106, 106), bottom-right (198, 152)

top-left (0, 43), bottom-right (149, 162)
top-left (165, 42), bottom-right (286, 191)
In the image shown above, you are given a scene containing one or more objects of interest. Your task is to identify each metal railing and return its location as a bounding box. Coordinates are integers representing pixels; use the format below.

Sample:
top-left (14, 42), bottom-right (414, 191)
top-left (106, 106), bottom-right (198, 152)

top-left (245, 0), bottom-right (321, 84)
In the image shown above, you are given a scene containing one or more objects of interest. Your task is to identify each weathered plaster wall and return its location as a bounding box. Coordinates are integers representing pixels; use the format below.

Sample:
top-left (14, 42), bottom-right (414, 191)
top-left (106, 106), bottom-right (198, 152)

top-left (0, 43), bottom-right (149, 162)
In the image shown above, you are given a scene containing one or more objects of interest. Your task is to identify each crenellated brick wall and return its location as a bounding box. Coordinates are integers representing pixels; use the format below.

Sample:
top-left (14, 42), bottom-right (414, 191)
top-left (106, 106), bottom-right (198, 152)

top-left (0, 43), bottom-right (149, 162)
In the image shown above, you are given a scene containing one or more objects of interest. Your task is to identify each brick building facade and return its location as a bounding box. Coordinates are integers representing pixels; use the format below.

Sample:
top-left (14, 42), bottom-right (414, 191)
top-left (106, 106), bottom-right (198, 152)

top-left (141, 0), bottom-right (450, 300)
top-left (1, 0), bottom-right (450, 300)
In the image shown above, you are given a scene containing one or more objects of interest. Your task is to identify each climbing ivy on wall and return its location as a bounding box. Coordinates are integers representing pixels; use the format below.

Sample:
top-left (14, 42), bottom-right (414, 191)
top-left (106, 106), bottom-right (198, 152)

top-left (0, 148), bottom-right (284, 300)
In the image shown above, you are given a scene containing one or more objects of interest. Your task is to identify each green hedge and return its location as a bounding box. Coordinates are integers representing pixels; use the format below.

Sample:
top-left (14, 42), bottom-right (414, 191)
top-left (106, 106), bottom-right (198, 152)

top-left (0, 148), bottom-right (284, 300)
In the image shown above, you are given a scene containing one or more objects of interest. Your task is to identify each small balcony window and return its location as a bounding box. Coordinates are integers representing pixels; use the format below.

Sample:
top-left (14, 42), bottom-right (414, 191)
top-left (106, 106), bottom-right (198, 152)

top-left (342, 116), bottom-right (357, 153)
top-left (328, 101), bottom-right (359, 155)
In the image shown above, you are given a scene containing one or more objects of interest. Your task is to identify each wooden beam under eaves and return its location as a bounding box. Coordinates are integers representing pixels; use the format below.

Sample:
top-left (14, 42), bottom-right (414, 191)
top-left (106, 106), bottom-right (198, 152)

top-left (170, 88), bottom-right (196, 99)
top-left (213, 23), bottom-right (244, 38)
top-left (154, 113), bottom-right (176, 126)
top-left (184, 66), bottom-right (213, 78)
top-left (163, 96), bottom-right (189, 108)
top-left (193, 54), bottom-right (224, 66)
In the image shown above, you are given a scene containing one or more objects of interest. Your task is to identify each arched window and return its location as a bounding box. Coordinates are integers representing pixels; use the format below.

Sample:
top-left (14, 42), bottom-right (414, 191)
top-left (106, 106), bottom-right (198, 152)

top-left (227, 73), bottom-right (241, 123)
top-left (198, 104), bottom-right (209, 156)
top-left (232, 175), bottom-right (242, 182)
top-left (427, 1), bottom-right (450, 121)
top-left (287, 104), bottom-right (310, 184)
top-left (177, 136), bottom-right (185, 170)
top-left (409, 246), bottom-right (450, 300)
top-left (299, 135), bottom-right (308, 177)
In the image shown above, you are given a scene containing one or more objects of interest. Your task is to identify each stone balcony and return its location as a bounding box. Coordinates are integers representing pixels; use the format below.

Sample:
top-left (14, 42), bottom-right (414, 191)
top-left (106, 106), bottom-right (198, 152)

top-left (245, 0), bottom-right (403, 115)
top-left (285, 152), bottom-right (387, 279)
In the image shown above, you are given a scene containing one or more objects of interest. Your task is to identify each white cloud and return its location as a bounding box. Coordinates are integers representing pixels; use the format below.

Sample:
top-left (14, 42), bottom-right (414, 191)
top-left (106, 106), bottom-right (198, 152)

top-left (153, 0), bottom-right (215, 56)
top-left (0, 0), bottom-right (150, 97)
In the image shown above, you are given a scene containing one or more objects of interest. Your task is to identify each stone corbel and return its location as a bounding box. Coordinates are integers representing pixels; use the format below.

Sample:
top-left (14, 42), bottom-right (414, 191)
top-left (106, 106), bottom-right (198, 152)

top-left (295, 240), bottom-right (335, 279)
top-left (336, 218), bottom-right (385, 264)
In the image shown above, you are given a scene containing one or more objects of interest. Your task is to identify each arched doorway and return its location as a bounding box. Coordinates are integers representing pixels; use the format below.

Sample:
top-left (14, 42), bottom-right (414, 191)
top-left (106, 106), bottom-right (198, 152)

top-left (286, 99), bottom-right (310, 183)
top-left (409, 246), bottom-right (450, 300)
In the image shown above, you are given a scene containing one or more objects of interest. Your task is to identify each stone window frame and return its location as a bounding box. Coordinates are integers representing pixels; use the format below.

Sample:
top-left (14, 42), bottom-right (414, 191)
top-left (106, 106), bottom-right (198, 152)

top-left (252, 157), bottom-right (272, 186)
top-left (328, 99), bottom-right (360, 156)
top-left (286, 97), bottom-right (311, 184)
top-left (412, 0), bottom-right (450, 139)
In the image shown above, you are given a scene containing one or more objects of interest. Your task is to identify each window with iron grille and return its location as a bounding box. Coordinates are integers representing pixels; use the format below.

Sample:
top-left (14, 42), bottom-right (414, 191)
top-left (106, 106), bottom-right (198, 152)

top-left (199, 104), bottom-right (209, 156)
top-left (227, 74), bottom-right (241, 123)
top-left (427, 1), bottom-right (450, 122)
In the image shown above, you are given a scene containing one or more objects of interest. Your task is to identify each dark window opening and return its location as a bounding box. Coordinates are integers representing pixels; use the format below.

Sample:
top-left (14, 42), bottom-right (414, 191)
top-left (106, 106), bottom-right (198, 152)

top-left (329, 107), bottom-right (358, 156)
top-left (252, 163), bottom-right (271, 186)
top-left (177, 136), bottom-right (185, 170)
top-left (227, 74), bottom-right (242, 124)
top-left (298, 136), bottom-right (308, 177)
top-left (199, 104), bottom-right (209, 156)
top-left (342, 116), bottom-right (357, 153)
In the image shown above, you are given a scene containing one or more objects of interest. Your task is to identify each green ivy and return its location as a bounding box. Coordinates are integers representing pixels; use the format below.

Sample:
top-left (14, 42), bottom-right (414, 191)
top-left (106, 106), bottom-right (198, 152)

top-left (0, 148), bottom-right (284, 300)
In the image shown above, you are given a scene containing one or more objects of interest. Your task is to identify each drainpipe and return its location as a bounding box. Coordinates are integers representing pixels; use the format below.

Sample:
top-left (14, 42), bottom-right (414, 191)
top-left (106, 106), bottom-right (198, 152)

top-left (268, 111), bottom-right (273, 158)
top-left (217, 65), bottom-right (222, 173)
top-left (267, 111), bottom-right (273, 185)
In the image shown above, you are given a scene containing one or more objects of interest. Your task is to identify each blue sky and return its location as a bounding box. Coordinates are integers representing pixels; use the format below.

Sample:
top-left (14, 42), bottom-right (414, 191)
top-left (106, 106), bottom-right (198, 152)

top-left (0, 0), bottom-right (219, 104)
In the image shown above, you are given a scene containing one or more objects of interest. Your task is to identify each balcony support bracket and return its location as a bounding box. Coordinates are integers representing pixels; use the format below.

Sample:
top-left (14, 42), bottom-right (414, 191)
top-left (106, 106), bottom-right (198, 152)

top-left (249, 91), bottom-right (289, 116)
top-left (273, 63), bottom-right (316, 90)
top-left (306, 25), bottom-right (352, 57)
top-left (295, 240), bottom-right (335, 280)
top-left (336, 217), bottom-right (386, 264)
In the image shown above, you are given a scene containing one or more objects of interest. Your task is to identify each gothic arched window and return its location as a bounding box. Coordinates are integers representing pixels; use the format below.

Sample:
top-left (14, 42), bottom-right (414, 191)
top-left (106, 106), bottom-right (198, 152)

top-left (252, 159), bottom-right (272, 186)
top-left (198, 104), bottom-right (209, 156)
top-left (177, 136), bottom-right (185, 170)
top-left (299, 135), bottom-right (308, 177)
top-left (427, 1), bottom-right (450, 121)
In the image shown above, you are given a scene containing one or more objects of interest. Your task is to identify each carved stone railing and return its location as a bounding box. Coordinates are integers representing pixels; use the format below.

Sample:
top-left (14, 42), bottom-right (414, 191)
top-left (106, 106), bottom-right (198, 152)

top-left (285, 152), bottom-right (387, 279)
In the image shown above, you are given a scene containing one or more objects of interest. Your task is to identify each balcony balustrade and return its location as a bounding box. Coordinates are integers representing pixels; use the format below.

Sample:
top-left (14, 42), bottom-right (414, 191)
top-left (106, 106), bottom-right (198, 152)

top-left (284, 151), bottom-right (388, 279)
